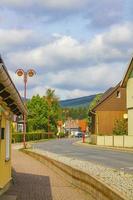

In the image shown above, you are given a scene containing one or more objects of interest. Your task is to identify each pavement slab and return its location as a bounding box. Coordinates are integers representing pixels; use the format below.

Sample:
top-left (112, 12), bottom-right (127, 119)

top-left (30, 148), bottom-right (133, 200)
top-left (0, 195), bottom-right (17, 200)
top-left (5, 149), bottom-right (92, 200)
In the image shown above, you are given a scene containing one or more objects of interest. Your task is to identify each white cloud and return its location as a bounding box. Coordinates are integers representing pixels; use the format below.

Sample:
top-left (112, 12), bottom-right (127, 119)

top-left (0, 29), bottom-right (33, 51)
top-left (7, 23), bottom-right (133, 72)
top-left (45, 63), bottom-right (123, 90)
top-left (9, 61), bottom-right (123, 99)
top-left (25, 85), bottom-right (95, 100)
top-left (0, 0), bottom-right (88, 10)
top-left (87, 22), bottom-right (133, 62)
top-left (0, 0), bottom-right (132, 100)
top-left (3, 22), bottom-right (133, 99)
top-left (104, 23), bottom-right (133, 46)
top-left (86, 0), bottom-right (124, 28)
top-left (7, 35), bottom-right (88, 70)
top-left (0, 0), bottom-right (33, 7)
top-left (38, 0), bottom-right (88, 10)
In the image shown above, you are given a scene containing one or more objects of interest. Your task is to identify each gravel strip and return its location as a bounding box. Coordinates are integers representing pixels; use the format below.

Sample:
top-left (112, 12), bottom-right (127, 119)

top-left (30, 148), bottom-right (133, 200)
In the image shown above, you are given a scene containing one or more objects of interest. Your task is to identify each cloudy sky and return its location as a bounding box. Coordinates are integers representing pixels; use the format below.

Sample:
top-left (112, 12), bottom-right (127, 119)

top-left (0, 0), bottom-right (133, 100)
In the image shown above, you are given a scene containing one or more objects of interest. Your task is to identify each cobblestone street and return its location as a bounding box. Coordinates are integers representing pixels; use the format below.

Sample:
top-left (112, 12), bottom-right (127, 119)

top-left (6, 149), bottom-right (91, 200)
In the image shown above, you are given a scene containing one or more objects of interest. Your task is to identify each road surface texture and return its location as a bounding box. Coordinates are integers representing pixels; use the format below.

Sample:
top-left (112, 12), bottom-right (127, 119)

top-left (6, 149), bottom-right (92, 200)
top-left (33, 138), bottom-right (133, 171)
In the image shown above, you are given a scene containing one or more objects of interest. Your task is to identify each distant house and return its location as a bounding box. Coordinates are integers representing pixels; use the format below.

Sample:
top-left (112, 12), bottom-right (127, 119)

top-left (0, 57), bottom-right (26, 196)
top-left (65, 119), bottom-right (88, 133)
top-left (89, 83), bottom-right (127, 135)
top-left (121, 57), bottom-right (133, 135)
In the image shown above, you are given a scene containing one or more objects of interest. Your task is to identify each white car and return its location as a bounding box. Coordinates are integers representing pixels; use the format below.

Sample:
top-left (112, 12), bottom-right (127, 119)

top-left (74, 131), bottom-right (83, 138)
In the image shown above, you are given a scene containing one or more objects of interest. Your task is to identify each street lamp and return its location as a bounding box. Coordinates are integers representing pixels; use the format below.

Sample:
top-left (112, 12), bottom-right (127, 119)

top-left (47, 98), bottom-right (54, 139)
top-left (16, 69), bottom-right (36, 148)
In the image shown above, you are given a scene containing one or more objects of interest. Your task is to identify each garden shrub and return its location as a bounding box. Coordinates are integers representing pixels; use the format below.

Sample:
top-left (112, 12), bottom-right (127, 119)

top-left (12, 132), bottom-right (55, 143)
top-left (113, 119), bottom-right (128, 135)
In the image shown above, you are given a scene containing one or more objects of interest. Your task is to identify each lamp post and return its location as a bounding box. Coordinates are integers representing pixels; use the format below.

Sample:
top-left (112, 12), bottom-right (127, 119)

top-left (16, 69), bottom-right (36, 148)
top-left (47, 98), bottom-right (53, 139)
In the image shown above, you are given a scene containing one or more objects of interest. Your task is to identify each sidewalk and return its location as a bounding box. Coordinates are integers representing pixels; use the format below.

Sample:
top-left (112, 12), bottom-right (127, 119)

top-left (5, 149), bottom-right (91, 200)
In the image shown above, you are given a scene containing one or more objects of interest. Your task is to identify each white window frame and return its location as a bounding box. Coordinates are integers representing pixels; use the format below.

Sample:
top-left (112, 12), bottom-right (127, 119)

top-left (5, 120), bottom-right (10, 161)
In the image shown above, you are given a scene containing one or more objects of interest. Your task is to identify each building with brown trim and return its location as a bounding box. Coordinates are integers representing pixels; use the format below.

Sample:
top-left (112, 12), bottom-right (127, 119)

top-left (121, 56), bottom-right (133, 135)
top-left (0, 57), bottom-right (26, 196)
top-left (65, 119), bottom-right (88, 133)
top-left (90, 83), bottom-right (127, 135)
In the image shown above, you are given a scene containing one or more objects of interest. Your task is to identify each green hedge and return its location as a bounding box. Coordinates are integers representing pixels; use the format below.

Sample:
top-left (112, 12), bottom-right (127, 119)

top-left (12, 132), bottom-right (55, 143)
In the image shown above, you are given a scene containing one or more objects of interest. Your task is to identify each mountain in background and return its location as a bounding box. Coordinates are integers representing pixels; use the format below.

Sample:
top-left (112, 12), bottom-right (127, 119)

top-left (60, 94), bottom-right (96, 108)
top-left (22, 94), bottom-right (97, 108)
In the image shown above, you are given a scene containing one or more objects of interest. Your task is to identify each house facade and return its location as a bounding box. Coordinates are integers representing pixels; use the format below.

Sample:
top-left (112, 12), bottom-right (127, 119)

top-left (90, 83), bottom-right (127, 135)
top-left (0, 57), bottom-right (26, 195)
top-left (121, 57), bottom-right (133, 135)
top-left (65, 119), bottom-right (88, 133)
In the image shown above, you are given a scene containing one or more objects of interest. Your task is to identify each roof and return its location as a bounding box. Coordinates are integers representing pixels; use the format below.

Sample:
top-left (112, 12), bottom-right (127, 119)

top-left (92, 82), bottom-right (121, 112)
top-left (121, 56), bottom-right (133, 87)
top-left (0, 56), bottom-right (27, 115)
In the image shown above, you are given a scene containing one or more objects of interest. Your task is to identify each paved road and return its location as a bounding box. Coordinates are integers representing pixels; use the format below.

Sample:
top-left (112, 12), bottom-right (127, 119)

top-left (33, 138), bottom-right (133, 171)
top-left (6, 149), bottom-right (91, 200)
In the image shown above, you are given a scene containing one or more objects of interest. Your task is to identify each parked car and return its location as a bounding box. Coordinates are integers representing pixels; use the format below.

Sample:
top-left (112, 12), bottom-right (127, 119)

top-left (75, 131), bottom-right (83, 138)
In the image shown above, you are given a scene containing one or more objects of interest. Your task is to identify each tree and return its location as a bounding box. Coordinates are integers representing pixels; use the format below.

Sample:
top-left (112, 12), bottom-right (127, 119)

top-left (27, 89), bottom-right (61, 132)
top-left (62, 106), bottom-right (88, 120)
top-left (27, 95), bottom-right (48, 131)
top-left (43, 89), bottom-right (61, 132)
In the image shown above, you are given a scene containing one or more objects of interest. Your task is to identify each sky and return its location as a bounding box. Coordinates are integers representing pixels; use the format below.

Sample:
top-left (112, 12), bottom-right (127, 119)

top-left (0, 0), bottom-right (133, 100)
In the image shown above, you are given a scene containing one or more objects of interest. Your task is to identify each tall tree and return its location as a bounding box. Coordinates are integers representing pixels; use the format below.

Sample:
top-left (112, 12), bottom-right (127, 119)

top-left (43, 89), bottom-right (60, 132)
top-left (27, 95), bottom-right (48, 131)
top-left (27, 89), bottom-right (61, 132)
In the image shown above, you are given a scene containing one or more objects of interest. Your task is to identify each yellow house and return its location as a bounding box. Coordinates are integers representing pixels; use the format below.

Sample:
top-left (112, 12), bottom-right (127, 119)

top-left (0, 57), bottom-right (26, 195)
top-left (121, 56), bottom-right (133, 135)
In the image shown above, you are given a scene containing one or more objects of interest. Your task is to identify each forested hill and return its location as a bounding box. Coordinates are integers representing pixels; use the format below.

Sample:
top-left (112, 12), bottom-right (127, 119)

top-left (60, 95), bottom-right (96, 108)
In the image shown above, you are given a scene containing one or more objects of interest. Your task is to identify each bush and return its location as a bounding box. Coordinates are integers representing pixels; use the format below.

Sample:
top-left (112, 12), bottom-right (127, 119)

top-left (113, 119), bottom-right (128, 135)
top-left (12, 132), bottom-right (55, 143)
top-left (59, 132), bottom-right (65, 138)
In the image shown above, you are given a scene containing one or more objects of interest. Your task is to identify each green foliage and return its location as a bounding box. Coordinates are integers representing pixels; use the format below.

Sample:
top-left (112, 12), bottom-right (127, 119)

top-left (62, 106), bottom-right (88, 121)
top-left (88, 94), bottom-right (102, 112)
top-left (27, 95), bottom-right (48, 131)
top-left (113, 119), bottom-right (128, 135)
top-left (27, 89), bottom-right (61, 132)
top-left (58, 132), bottom-right (65, 138)
top-left (88, 94), bottom-right (102, 128)
top-left (12, 132), bottom-right (54, 143)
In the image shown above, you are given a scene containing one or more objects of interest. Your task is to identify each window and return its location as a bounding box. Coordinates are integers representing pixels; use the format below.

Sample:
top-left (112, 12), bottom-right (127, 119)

top-left (0, 118), bottom-right (4, 140)
top-left (116, 91), bottom-right (121, 98)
